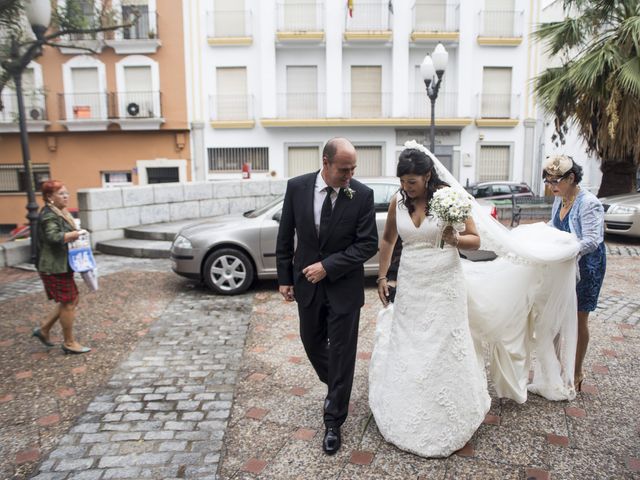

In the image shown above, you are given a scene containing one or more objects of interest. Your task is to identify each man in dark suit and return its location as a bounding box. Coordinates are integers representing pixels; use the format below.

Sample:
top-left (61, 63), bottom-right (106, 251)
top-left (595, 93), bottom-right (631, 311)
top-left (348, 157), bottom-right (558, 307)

top-left (276, 137), bottom-right (378, 455)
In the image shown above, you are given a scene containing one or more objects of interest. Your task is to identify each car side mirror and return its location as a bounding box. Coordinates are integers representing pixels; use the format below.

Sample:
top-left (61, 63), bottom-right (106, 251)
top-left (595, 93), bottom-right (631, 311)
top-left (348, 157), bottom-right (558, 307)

top-left (273, 210), bottom-right (282, 223)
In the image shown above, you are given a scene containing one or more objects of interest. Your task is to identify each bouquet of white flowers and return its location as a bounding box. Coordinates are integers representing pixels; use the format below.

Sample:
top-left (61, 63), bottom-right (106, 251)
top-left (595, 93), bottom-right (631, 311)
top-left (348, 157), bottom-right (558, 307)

top-left (429, 187), bottom-right (472, 248)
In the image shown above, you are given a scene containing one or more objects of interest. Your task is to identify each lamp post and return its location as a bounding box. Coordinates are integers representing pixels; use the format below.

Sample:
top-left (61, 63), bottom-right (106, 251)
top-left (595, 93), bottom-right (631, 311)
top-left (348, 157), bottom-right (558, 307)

top-left (420, 42), bottom-right (448, 154)
top-left (2, 0), bottom-right (51, 263)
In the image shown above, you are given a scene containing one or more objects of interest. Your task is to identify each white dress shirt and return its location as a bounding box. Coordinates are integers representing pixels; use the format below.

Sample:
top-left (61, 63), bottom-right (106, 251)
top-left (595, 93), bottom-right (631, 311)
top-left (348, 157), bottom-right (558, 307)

top-left (314, 172), bottom-right (338, 234)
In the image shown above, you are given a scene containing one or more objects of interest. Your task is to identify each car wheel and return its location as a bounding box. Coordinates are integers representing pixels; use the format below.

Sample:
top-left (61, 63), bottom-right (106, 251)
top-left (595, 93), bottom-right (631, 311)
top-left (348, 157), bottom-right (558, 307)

top-left (203, 248), bottom-right (255, 295)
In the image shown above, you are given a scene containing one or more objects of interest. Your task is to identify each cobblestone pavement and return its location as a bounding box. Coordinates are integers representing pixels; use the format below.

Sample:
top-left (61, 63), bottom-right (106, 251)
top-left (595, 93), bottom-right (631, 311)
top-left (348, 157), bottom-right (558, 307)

top-left (33, 290), bottom-right (252, 480)
top-left (1, 236), bottom-right (639, 479)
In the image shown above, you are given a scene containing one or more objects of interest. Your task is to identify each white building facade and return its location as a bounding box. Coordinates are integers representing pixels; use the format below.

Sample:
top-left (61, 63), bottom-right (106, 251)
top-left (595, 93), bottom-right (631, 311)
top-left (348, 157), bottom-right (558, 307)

top-left (183, 0), bottom-right (601, 193)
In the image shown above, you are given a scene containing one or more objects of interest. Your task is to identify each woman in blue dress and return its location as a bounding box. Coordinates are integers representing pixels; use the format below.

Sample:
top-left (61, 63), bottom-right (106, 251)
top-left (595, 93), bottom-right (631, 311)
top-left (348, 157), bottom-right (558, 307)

top-left (542, 155), bottom-right (606, 391)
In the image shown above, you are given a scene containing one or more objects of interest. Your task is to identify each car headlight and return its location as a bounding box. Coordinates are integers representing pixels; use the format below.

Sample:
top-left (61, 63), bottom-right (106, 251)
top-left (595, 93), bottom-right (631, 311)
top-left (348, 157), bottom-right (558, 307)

top-left (608, 205), bottom-right (638, 214)
top-left (173, 235), bottom-right (193, 249)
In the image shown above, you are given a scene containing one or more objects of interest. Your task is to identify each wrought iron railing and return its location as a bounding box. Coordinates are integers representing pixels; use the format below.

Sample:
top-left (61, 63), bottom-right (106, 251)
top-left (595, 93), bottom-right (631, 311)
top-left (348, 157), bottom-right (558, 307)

top-left (58, 92), bottom-right (107, 120)
top-left (343, 92), bottom-right (392, 118)
top-left (0, 92), bottom-right (48, 123)
top-left (207, 9), bottom-right (252, 38)
top-left (478, 10), bottom-right (523, 37)
top-left (276, 0), bottom-right (324, 31)
top-left (408, 91), bottom-right (458, 118)
top-left (109, 91), bottom-right (162, 119)
top-left (345, 1), bottom-right (391, 31)
top-left (478, 93), bottom-right (520, 119)
top-left (276, 92), bottom-right (325, 118)
top-left (412, 0), bottom-right (460, 32)
top-left (209, 94), bottom-right (255, 121)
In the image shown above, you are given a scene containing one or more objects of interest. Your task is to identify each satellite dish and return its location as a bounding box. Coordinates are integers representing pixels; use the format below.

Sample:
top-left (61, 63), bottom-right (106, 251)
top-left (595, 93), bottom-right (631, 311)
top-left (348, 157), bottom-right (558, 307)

top-left (126, 102), bottom-right (140, 116)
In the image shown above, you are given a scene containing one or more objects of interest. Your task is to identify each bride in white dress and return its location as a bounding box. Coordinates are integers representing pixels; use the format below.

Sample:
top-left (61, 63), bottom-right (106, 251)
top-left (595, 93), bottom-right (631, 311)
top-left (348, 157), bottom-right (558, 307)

top-left (369, 142), bottom-right (581, 458)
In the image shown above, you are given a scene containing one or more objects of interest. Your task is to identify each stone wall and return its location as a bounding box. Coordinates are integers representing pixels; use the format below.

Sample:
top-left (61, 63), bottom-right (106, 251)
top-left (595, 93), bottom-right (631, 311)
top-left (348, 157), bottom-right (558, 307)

top-left (77, 180), bottom-right (287, 246)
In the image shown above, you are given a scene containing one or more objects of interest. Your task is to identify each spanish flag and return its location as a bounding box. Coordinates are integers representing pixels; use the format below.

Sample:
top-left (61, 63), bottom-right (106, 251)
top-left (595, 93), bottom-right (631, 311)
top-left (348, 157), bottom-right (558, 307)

top-left (348, 0), bottom-right (353, 17)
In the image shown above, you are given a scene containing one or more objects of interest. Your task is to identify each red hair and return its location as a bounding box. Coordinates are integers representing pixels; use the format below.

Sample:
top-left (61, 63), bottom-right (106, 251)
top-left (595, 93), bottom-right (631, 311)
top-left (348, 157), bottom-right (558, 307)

top-left (41, 180), bottom-right (65, 202)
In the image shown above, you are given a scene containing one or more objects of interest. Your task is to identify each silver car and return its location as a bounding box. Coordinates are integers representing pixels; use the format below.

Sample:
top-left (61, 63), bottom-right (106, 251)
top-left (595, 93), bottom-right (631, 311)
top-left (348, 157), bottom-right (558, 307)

top-left (601, 191), bottom-right (640, 238)
top-left (170, 178), bottom-right (401, 294)
top-left (170, 178), bottom-right (497, 294)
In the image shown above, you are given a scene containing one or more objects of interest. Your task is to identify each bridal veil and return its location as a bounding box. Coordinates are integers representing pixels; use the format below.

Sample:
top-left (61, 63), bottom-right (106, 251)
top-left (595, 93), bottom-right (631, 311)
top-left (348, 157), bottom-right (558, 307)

top-left (404, 140), bottom-right (580, 402)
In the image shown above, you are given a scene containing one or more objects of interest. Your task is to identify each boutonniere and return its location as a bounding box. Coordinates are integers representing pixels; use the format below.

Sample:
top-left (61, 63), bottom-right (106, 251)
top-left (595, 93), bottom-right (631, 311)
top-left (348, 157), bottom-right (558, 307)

top-left (343, 186), bottom-right (356, 199)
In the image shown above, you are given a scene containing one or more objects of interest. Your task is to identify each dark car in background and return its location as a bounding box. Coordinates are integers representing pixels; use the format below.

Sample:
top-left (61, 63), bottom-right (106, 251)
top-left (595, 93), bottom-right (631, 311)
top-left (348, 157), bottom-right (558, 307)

top-left (465, 181), bottom-right (534, 201)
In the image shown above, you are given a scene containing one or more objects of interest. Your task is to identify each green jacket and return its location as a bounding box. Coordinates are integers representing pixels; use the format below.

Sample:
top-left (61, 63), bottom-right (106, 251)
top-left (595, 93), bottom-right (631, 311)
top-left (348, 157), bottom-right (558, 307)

top-left (37, 206), bottom-right (73, 274)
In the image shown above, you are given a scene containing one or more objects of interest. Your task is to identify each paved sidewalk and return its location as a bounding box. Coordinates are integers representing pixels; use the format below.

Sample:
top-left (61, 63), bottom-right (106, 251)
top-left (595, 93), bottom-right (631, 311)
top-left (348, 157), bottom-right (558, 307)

top-left (1, 240), bottom-right (639, 479)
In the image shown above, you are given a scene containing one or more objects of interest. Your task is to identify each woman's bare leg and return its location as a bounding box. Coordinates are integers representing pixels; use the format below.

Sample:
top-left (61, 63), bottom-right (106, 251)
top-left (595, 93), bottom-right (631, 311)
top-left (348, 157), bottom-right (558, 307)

top-left (575, 311), bottom-right (590, 387)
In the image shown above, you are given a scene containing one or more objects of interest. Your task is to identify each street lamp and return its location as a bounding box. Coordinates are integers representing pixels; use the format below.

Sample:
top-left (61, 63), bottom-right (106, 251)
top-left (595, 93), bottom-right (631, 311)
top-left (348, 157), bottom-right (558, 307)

top-left (420, 42), bottom-right (448, 154)
top-left (3, 0), bottom-right (52, 263)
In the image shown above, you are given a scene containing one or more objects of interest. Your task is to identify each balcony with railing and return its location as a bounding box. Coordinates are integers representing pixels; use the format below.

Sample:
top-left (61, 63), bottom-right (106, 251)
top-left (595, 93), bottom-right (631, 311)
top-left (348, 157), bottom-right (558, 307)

top-left (109, 91), bottom-right (163, 130)
top-left (411, 1), bottom-right (460, 41)
top-left (343, 92), bottom-right (392, 118)
top-left (275, 92), bottom-right (326, 119)
top-left (58, 92), bottom-right (110, 130)
top-left (276, 1), bottom-right (324, 42)
top-left (57, 14), bottom-right (105, 54)
top-left (477, 10), bottom-right (524, 45)
top-left (344, 1), bottom-right (392, 41)
top-left (207, 10), bottom-right (253, 45)
top-left (407, 91), bottom-right (458, 119)
top-left (476, 93), bottom-right (520, 127)
top-left (105, 10), bottom-right (161, 54)
top-left (0, 92), bottom-right (49, 133)
top-left (209, 94), bottom-right (255, 128)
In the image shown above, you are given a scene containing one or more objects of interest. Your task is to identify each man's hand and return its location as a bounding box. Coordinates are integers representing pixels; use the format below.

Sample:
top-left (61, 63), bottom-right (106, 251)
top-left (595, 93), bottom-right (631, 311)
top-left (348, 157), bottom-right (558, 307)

top-left (302, 262), bottom-right (327, 284)
top-left (279, 285), bottom-right (295, 302)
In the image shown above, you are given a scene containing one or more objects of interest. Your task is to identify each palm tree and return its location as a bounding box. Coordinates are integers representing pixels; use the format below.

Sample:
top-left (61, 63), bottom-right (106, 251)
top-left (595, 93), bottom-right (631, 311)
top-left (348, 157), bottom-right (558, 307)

top-left (534, 0), bottom-right (640, 196)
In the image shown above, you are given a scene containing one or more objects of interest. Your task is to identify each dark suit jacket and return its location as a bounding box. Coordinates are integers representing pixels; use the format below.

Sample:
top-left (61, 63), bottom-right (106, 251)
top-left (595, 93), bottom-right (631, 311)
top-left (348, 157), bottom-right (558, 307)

top-left (276, 172), bottom-right (378, 314)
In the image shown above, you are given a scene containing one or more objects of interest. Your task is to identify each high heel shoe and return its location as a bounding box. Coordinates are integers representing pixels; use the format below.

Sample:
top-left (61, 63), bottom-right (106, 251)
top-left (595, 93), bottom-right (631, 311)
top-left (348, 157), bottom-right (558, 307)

top-left (32, 328), bottom-right (54, 347)
top-left (575, 373), bottom-right (585, 392)
top-left (61, 345), bottom-right (91, 355)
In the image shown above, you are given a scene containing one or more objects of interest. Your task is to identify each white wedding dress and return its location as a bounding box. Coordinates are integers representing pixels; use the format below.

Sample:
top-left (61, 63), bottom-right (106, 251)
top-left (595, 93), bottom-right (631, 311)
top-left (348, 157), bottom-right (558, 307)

top-left (369, 194), bottom-right (491, 458)
top-left (369, 141), bottom-right (581, 458)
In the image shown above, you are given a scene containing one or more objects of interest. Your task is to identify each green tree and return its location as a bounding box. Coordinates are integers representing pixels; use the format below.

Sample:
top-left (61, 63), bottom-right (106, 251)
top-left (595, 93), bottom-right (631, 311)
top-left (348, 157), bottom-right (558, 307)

top-left (0, 0), bottom-right (136, 105)
top-left (534, 0), bottom-right (640, 196)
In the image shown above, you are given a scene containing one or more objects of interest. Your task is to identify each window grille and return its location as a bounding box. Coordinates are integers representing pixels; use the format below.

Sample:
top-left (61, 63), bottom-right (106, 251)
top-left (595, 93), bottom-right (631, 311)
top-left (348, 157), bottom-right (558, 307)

top-left (208, 147), bottom-right (269, 172)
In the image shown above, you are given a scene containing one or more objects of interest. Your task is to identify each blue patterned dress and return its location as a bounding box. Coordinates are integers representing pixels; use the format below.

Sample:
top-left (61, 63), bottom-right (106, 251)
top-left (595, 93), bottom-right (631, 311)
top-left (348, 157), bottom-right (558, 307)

top-left (553, 208), bottom-right (606, 311)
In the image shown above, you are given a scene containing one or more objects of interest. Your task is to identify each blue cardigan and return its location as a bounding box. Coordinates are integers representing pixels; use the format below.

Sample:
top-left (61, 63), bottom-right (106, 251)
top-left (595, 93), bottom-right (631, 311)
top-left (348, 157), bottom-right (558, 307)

top-left (550, 188), bottom-right (604, 259)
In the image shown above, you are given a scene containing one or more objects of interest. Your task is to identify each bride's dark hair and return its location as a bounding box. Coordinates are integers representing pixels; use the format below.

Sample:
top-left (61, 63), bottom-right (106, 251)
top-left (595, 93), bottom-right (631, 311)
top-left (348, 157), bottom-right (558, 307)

top-left (397, 148), bottom-right (449, 215)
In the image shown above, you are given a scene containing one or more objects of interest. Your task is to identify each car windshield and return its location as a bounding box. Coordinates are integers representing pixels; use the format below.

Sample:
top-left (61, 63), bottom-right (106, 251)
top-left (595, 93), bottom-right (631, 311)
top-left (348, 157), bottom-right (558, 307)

top-left (244, 195), bottom-right (284, 218)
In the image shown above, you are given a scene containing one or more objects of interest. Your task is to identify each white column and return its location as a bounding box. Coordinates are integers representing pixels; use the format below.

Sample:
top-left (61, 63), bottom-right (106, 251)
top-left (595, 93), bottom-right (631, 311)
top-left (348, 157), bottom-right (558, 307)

top-left (391, 0), bottom-right (410, 117)
top-left (325, 0), bottom-right (343, 117)
top-left (259, 0), bottom-right (277, 118)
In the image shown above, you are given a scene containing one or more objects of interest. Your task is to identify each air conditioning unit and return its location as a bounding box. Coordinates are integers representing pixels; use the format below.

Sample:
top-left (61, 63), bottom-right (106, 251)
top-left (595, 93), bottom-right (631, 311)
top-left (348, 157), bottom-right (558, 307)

top-left (126, 102), bottom-right (140, 117)
top-left (29, 108), bottom-right (42, 120)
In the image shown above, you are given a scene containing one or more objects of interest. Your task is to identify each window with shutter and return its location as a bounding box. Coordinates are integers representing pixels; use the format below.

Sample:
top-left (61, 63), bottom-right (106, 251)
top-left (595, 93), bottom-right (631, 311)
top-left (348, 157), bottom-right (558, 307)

top-left (478, 146), bottom-right (510, 182)
top-left (214, 0), bottom-right (246, 37)
top-left (216, 67), bottom-right (248, 120)
top-left (355, 146), bottom-right (382, 177)
top-left (481, 67), bottom-right (512, 118)
top-left (71, 67), bottom-right (102, 119)
top-left (351, 66), bottom-right (382, 118)
top-left (287, 146), bottom-right (320, 177)
top-left (286, 66), bottom-right (318, 118)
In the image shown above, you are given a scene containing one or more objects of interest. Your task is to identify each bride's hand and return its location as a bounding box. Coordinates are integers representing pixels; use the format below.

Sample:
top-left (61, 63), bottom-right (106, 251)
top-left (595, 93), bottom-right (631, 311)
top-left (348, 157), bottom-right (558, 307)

top-left (442, 225), bottom-right (459, 247)
top-left (377, 277), bottom-right (389, 306)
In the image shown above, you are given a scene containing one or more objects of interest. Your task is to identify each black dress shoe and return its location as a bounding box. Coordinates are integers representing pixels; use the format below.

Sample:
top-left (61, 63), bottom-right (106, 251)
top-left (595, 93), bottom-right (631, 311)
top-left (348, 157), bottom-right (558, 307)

top-left (322, 426), bottom-right (341, 455)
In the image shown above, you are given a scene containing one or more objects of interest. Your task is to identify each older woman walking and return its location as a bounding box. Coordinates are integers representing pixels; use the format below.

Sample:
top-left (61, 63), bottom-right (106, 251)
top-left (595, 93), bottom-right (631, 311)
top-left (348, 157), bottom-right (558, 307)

top-left (31, 180), bottom-right (91, 354)
top-left (542, 155), bottom-right (606, 391)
